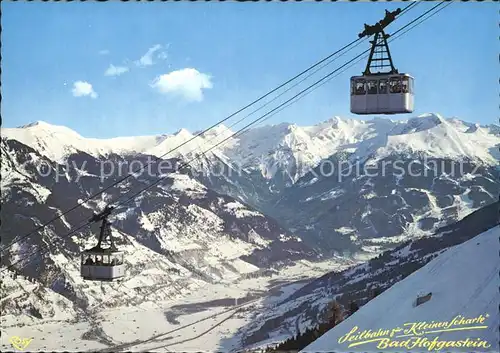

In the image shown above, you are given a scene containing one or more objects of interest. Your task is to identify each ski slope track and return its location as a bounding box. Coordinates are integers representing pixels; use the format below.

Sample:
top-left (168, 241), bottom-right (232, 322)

top-left (302, 225), bottom-right (500, 353)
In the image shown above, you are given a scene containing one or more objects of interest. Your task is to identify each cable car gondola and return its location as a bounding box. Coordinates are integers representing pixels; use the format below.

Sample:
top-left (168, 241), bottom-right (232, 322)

top-left (350, 8), bottom-right (414, 115)
top-left (80, 206), bottom-right (126, 281)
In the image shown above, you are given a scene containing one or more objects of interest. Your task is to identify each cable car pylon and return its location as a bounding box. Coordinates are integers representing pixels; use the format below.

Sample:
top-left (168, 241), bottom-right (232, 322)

top-left (360, 9), bottom-right (400, 76)
top-left (89, 206), bottom-right (114, 248)
top-left (350, 8), bottom-right (414, 115)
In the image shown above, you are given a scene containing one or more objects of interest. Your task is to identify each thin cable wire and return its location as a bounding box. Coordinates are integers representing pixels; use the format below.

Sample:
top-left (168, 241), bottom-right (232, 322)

top-left (2, 3), bottom-right (418, 257)
top-left (177, 1), bottom-right (419, 153)
top-left (240, 1), bottom-right (452, 130)
top-left (1, 37), bottom-right (368, 256)
top-left (113, 1), bottom-right (446, 212)
top-left (1, 2), bottom-right (442, 274)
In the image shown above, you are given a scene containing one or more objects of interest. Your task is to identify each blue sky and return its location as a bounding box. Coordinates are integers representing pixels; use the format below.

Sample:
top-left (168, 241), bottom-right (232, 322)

top-left (2, 2), bottom-right (497, 138)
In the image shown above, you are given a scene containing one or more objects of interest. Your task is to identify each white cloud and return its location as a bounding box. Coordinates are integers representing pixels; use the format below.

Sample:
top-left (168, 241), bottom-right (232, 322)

top-left (157, 44), bottom-right (170, 61)
top-left (98, 49), bottom-right (110, 55)
top-left (157, 51), bottom-right (168, 60)
top-left (72, 81), bottom-right (98, 99)
top-left (104, 64), bottom-right (129, 77)
top-left (150, 68), bottom-right (213, 102)
top-left (135, 44), bottom-right (165, 67)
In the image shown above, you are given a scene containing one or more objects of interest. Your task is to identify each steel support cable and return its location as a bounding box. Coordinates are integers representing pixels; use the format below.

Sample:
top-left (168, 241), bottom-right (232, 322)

top-left (181, 1), bottom-right (420, 148)
top-left (249, 1), bottom-right (451, 127)
top-left (1, 41), bottom-right (367, 256)
top-left (111, 1), bottom-right (447, 214)
top-left (2, 2), bottom-right (441, 274)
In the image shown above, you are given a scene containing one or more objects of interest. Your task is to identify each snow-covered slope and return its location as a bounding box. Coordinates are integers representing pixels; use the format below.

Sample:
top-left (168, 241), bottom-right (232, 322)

top-left (380, 114), bottom-right (499, 163)
top-left (224, 114), bottom-right (499, 185)
top-left (4, 114), bottom-right (499, 182)
top-left (3, 114), bottom-right (499, 255)
top-left (0, 270), bottom-right (78, 322)
top-left (302, 225), bottom-right (500, 353)
top-left (1, 113), bottom-right (499, 351)
top-left (0, 137), bottom-right (316, 319)
top-left (2, 121), bottom-right (166, 162)
top-left (234, 201), bottom-right (499, 350)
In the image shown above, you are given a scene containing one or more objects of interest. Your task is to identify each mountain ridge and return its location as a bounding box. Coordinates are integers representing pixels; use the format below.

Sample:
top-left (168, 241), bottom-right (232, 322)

top-left (3, 113), bottom-right (499, 255)
top-left (5, 113), bottom-right (499, 170)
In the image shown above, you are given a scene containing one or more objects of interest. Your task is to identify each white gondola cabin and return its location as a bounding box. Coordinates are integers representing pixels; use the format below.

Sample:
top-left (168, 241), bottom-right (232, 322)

top-left (81, 248), bottom-right (125, 281)
top-left (350, 8), bottom-right (414, 116)
top-left (350, 73), bottom-right (414, 115)
top-left (80, 205), bottom-right (126, 281)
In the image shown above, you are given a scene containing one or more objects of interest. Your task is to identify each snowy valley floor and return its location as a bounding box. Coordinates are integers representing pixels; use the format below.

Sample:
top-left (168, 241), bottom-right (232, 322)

top-left (0, 259), bottom-right (349, 352)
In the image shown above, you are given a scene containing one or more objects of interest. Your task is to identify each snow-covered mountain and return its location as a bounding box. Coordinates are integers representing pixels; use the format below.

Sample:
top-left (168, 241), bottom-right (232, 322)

top-left (1, 135), bottom-right (316, 319)
top-left (302, 224), bottom-right (499, 353)
top-left (2, 115), bottom-right (499, 283)
top-left (3, 114), bottom-right (499, 257)
top-left (7, 114), bottom-right (499, 184)
top-left (3, 121), bottom-right (166, 162)
top-left (1, 269), bottom-right (78, 322)
top-left (1, 113), bottom-right (499, 351)
top-left (238, 114), bottom-right (499, 255)
top-left (271, 152), bottom-right (499, 256)
top-left (233, 201), bottom-right (499, 350)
